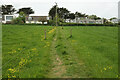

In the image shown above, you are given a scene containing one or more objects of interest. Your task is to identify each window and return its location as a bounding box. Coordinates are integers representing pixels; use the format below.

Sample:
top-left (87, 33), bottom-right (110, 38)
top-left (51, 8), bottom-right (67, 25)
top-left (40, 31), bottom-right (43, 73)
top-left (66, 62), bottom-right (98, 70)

top-left (6, 16), bottom-right (13, 21)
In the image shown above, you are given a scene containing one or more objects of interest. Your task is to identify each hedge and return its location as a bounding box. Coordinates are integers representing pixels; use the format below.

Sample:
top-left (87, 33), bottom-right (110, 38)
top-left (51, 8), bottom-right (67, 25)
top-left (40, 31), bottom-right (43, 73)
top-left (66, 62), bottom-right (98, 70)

top-left (59, 23), bottom-right (118, 26)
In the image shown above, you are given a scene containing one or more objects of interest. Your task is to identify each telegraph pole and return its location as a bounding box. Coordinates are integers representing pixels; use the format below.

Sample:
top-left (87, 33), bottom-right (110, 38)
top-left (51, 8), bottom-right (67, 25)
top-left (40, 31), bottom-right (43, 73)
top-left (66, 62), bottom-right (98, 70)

top-left (55, 2), bottom-right (58, 26)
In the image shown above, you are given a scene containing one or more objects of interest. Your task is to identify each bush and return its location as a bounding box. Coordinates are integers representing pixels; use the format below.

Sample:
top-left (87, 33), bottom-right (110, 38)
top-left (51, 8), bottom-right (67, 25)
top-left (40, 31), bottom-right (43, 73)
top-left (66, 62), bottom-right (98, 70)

top-left (12, 17), bottom-right (24, 24)
top-left (48, 16), bottom-right (61, 26)
top-left (12, 12), bottom-right (25, 24)
top-left (59, 23), bottom-right (118, 26)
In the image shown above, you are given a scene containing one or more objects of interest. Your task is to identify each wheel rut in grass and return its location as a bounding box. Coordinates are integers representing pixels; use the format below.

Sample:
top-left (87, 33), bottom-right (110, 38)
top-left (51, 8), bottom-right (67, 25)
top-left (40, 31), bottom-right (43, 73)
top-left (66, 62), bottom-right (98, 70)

top-left (49, 27), bottom-right (88, 78)
top-left (58, 27), bottom-right (89, 78)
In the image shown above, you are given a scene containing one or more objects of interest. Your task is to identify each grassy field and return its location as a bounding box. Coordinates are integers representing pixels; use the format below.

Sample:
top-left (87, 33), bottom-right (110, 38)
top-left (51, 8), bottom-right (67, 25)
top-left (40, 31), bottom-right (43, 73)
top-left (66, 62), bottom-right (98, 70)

top-left (2, 25), bottom-right (118, 78)
top-left (0, 25), bottom-right (2, 79)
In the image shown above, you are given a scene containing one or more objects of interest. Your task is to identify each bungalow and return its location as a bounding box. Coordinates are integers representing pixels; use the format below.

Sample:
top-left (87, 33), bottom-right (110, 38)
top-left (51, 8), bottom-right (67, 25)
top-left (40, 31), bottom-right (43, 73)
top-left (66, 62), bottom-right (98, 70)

top-left (65, 17), bottom-right (104, 24)
top-left (2, 15), bottom-right (15, 24)
top-left (111, 19), bottom-right (118, 24)
top-left (26, 16), bottom-right (49, 24)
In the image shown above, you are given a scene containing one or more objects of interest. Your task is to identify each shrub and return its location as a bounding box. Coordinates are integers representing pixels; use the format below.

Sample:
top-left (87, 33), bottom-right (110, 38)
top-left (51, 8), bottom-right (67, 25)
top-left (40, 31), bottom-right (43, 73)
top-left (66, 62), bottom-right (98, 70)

top-left (12, 12), bottom-right (25, 24)
top-left (12, 17), bottom-right (24, 24)
top-left (59, 23), bottom-right (118, 26)
top-left (48, 16), bottom-right (61, 26)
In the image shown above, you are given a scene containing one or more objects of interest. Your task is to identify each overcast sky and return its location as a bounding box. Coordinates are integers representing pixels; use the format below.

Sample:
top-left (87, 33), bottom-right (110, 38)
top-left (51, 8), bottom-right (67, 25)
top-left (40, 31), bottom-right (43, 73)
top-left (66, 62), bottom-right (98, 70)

top-left (0, 0), bottom-right (120, 19)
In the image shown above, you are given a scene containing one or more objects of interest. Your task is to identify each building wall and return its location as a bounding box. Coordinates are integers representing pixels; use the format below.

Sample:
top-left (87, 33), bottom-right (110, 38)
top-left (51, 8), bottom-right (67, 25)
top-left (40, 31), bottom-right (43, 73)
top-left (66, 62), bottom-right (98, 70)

top-left (111, 19), bottom-right (119, 23)
top-left (26, 21), bottom-right (47, 24)
top-left (2, 15), bottom-right (15, 23)
top-left (65, 18), bottom-right (104, 24)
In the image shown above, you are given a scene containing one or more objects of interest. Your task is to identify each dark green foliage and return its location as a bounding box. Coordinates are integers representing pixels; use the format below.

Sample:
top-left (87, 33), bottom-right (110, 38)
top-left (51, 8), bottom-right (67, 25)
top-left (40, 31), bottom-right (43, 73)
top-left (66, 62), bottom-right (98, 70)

top-left (1, 5), bottom-right (16, 15)
top-left (49, 17), bottom-right (60, 26)
top-left (55, 45), bottom-right (61, 48)
top-left (75, 12), bottom-right (87, 17)
top-left (59, 23), bottom-right (118, 26)
top-left (17, 7), bottom-right (34, 16)
top-left (62, 51), bottom-right (67, 55)
top-left (68, 13), bottom-right (75, 19)
top-left (49, 5), bottom-right (70, 20)
top-left (12, 12), bottom-right (25, 24)
top-left (88, 15), bottom-right (101, 20)
top-left (12, 17), bottom-right (24, 24)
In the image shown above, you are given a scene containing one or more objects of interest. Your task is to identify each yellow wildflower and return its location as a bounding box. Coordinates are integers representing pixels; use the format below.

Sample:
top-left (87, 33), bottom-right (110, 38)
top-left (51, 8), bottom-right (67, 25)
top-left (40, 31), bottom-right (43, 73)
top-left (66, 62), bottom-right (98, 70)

top-left (12, 75), bottom-right (16, 78)
top-left (117, 75), bottom-right (118, 78)
top-left (8, 52), bottom-right (12, 54)
top-left (109, 66), bottom-right (112, 69)
top-left (8, 68), bottom-right (16, 73)
top-left (44, 46), bottom-right (47, 48)
top-left (104, 68), bottom-right (106, 70)
top-left (12, 50), bottom-right (16, 53)
top-left (31, 48), bottom-right (37, 51)
top-left (18, 48), bottom-right (21, 50)
top-left (19, 58), bottom-right (27, 68)
top-left (72, 40), bottom-right (76, 43)
top-left (48, 27), bottom-right (56, 34)
top-left (8, 74), bottom-right (10, 78)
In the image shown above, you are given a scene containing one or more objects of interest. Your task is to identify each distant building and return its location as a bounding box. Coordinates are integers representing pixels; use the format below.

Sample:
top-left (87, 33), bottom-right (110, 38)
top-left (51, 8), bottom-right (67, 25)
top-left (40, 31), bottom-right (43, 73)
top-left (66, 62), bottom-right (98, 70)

top-left (111, 19), bottom-right (119, 24)
top-left (2, 15), bottom-right (15, 24)
top-left (65, 17), bottom-right (104, 24)
top-left (26, 16), bottom-right (49, 24)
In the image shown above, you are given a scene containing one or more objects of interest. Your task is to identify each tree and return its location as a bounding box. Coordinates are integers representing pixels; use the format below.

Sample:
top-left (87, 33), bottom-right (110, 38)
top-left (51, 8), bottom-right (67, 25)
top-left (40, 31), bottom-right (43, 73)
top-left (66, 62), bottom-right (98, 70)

top-left (49, 5), bottom-right (70, 20)
top-left (17, 7), bottom-right (34, 16)
top-left (75, 12), bottom-right (87, 17)
top-left (110, 17), bottom-right (117, 21)
top-left (49, 15), bottom-right (61, 26)
top-left (88, 15), bottom-right (101, 20)
top-left (69, 13), bottom-right (75, 20)
top-left (49, 5), bottom-right (56, 20)
top-left (19, 12), bottom-right (25, 23)
top-left (103, 18), bottom-right (108, 24)
top-left (58, 7), bottom-right (70, 19)
top-left (12, 12), bottom-right (25, 24)
top-left (1, 5), bottom-right (16, 15)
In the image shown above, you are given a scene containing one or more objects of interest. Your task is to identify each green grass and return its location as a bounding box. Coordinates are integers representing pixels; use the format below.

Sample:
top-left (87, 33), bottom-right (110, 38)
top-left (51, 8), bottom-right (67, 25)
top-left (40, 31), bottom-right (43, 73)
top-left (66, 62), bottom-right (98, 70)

top-left (2, 25), bottom-right (118, 78)
top-left (0, 25), bottom-right (2, 79)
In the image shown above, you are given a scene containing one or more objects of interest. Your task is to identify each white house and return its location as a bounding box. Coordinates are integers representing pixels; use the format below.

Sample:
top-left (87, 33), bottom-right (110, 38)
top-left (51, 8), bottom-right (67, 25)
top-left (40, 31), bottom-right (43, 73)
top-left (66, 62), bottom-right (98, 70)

top-left (111, 19), bottom-right (118, 24)
top-left (26, 16), bottom-right (49, 24)
top-left (2, 15), bottom-right (15, 24)
top-left (65, 17), bottom-right (104, 24)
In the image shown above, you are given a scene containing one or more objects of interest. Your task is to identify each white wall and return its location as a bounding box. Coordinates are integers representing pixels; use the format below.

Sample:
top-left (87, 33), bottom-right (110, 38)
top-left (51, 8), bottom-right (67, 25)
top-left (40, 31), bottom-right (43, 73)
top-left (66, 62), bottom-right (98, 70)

top-left (2, 15), bottom-right (15, 23)
top-left (26, 21), bottom-right (47, 24)
top-left (65, 18), bottom-right (104, 24)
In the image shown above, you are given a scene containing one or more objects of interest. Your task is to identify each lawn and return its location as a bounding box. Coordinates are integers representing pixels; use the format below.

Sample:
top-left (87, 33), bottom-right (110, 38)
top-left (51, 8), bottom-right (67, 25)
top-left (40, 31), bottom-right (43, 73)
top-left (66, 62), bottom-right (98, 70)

top-left (2, 25), bottom-right (118, 78)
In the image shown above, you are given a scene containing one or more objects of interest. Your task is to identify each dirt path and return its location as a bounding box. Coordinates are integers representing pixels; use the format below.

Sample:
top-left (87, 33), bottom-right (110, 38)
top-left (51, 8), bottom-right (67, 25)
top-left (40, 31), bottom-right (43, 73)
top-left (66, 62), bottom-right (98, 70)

top-left (48, 28), bottom-right (68, 78)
